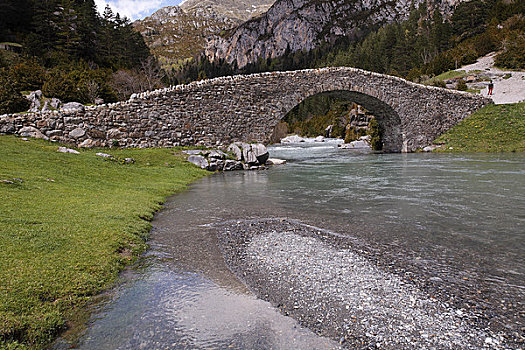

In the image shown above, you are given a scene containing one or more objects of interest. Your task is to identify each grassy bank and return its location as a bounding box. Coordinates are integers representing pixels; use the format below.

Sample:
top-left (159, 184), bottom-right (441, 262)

top-left (434, 102), bottom-right (525, 152)
top-left (0, 136), bottom-right (208, 349)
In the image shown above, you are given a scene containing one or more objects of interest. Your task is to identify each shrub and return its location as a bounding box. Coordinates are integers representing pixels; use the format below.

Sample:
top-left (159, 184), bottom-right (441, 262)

top-left (0, 71), bottom-right (30, 114)
top-left (8, 58), bottom-right (46, 92)
top-left (368, 118), bottom-right (383, 151)
top-left (345, 126), bottom-right (358, 143)
top-left (456, 79), bottom-right (468, 91)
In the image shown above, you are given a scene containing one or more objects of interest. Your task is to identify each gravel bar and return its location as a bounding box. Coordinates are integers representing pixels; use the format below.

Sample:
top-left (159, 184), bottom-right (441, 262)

top-left (214, 218), bottom-right (512, 349)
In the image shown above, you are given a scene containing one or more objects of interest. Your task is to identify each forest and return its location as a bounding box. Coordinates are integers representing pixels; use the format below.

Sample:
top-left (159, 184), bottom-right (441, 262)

top-left (0, 0), bottom-right (163, 114)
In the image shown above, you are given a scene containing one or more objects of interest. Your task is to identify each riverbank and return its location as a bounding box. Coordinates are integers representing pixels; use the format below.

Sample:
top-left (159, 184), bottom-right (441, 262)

top-left (0, 136), bottom-right (208, 349)
top-left (434, 102), bottom-right (524, 152)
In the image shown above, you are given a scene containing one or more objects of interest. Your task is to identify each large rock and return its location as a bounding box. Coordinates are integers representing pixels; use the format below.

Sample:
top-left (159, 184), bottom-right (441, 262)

top-left (57, 147), bottom-right (80, 154)
top-left (61, 102), bottom-right (85, 112)
top-left (50, 98), bottom-right (61, 109)
top-left (281, 135), bottom-right (305, 143)
top-left (187, 155), bottom-right (209, 169)
top-left (18, 126), bottom-right (48, 140)
top-left (26, 90), bottom-right (42, 112)
top-left (227, 143), bottom-right (243, 161)
top-left (338, 140), bottom-right (371, 149)
top-left (230, 142), bottom-right (269, 165)
top-left (224, 159), bottom-right (243, 171)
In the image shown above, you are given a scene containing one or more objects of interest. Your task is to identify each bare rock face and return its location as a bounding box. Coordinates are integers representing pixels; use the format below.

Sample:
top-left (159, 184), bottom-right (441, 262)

top-left (133, 0), bottom-right (275, 64)
top-left (205, 0), bottom-right (460, 68)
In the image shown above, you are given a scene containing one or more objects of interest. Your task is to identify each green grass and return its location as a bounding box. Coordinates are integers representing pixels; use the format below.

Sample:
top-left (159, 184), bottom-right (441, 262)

top-left (0, 136), bottom-right (208, 349)
top-left (423, 70), bottom-right (467, 85)
top-left (434, 102), bottom-right (525, 152)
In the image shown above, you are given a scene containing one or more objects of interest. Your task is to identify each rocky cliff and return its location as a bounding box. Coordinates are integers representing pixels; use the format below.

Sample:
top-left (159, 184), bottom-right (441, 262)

top-left (205, 0), bottom-right (463, 68)
top-left (134, 0), bottom-right (275, 66)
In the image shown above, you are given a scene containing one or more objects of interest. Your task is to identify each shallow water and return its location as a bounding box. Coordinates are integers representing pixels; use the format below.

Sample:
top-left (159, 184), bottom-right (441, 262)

top-left (65, 141), bottom-right (525, 348)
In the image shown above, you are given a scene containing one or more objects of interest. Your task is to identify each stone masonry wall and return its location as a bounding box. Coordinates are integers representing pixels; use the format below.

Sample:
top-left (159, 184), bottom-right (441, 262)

top-left (0, 67), bottom-right (492, 152)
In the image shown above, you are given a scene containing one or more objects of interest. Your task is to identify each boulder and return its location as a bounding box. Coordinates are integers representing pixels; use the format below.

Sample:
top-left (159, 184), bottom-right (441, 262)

top-left (227, 143), bottom-right (242, 161)
top-left (50, 98), bottom-right (61, 109)
top-left (79, 139), bottom-right (97, 148)
top-left (423, 145), bottom-right (438, 152)
top-left (314, 136), bottom-right (325, 142)
top-left (207, 162), bottom-right (218, 171)
top-left (208, 150), bottom-right (227, 160)
top-left (96, 152), bottom-right (114, 159)
top-left (187, 155), bottom-right (209, 169)
top-left (252, 143), bottom-right (269, 165)
top-left (215, 160), bottom-right (225, 171)
top-left (61, 102), bottom-right (85, 112)
top-left (69, 128), bottom-right (86, 139)
top-left (41, 101), bottom-right (50, 112)
top-left (281, 134), bottom-right (305, 143)
top-left (338, 140), bottom-right (371, 149)
top-left (57, 147), bottom-right (80, 154)
top-left (26, 90), bottom-right (42, 112)
top-left (18, 126), bottom-right (48, 140)
top-left (224, 160), bottom-right (243, 171)
top-left (267, 158), bottom-right (287, 165)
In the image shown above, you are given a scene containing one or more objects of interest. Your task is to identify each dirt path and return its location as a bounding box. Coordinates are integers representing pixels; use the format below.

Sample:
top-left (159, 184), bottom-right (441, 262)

top-left (460, 52), bottom-right (525, 105)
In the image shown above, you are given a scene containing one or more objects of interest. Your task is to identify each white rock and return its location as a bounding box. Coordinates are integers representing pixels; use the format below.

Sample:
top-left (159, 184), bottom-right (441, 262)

top-left (281, 134), bottom-right (305, 143)
top-left (314, 136), bottom-right (325, 142)
top-left (187, 155), bottom-right (209, 169)
top-left (96, 152), bottom-right (113, 158)
top-left (267, 158), bottom-right (286, 165)
top-left (338, 140), bottom-right (371, 149)
top-left (57, 147), bottom-right (80, 154)
top-left (19, 126), bottom-right (48, 140)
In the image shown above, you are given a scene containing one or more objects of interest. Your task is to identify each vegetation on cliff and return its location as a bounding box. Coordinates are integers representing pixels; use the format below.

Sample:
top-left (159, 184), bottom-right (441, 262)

top-left (434, 102), bottom-right (525, 152)
top-left (0, 136), bottom-right (207, 349)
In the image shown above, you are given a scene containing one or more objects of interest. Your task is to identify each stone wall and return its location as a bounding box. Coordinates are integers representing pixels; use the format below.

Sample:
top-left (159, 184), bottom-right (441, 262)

top-left (0, 67), bottom-right (492, 152)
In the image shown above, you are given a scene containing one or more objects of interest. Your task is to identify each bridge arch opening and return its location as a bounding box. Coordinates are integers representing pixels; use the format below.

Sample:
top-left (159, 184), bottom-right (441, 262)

top-left (276, 90), bottom-right (403, 152)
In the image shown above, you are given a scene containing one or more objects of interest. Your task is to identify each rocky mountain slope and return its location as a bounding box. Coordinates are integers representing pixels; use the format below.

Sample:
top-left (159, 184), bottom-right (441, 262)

top-left (134, 0), bottom-right (275, 66)
top-left (205, 0), bottom-right (464, 68)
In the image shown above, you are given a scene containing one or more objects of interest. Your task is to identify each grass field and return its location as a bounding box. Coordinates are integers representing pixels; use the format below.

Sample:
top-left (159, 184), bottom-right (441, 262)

top-left (434, 102), bottom-right (525, 152)
top-left (0, 136), bottom-right (208, 349)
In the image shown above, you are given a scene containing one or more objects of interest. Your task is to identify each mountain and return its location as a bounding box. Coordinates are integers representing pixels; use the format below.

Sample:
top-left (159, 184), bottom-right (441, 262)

top-left (204, 0), bottom-right (463, 68)
top-left (134, 0), bottom-right (275, 66)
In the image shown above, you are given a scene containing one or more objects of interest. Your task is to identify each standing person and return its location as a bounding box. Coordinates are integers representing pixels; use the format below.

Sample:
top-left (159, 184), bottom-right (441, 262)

top-left (488, 80), bottom-right (494, 95)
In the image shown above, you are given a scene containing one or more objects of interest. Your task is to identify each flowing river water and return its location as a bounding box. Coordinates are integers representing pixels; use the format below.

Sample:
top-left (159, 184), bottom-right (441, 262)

top-left (59, 141), bottom-right (524, 349)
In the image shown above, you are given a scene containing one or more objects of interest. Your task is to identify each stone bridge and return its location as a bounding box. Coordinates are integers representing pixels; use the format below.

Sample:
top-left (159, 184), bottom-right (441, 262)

top-left (0, 67), bottom-right (491, 152)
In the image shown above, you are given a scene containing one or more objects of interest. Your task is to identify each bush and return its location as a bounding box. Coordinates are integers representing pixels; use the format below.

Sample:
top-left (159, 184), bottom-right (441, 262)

top-left (344, 126), bottom-right (358, 143)
top-left (368, 118), bottom-right (383, 151)
top-left (456, 79), bottom-right (468, 91)
top-left (495, 33), bottom-right (525, 69)
top-left (8, 59), bottom-right (46, 92)
top-left (0, 71), bottom-right (30, 114)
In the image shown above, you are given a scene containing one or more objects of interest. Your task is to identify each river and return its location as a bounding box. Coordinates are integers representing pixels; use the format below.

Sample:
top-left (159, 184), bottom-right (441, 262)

top-left (58, 141), bottom-right (524, 349)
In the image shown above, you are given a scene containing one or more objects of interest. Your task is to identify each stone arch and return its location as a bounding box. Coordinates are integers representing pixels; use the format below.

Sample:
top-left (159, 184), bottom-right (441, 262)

top-left (278, 90), bottom-right (404, 152)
